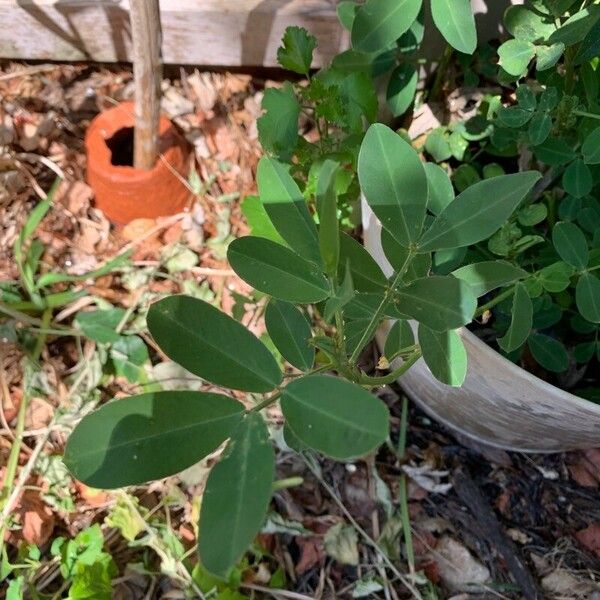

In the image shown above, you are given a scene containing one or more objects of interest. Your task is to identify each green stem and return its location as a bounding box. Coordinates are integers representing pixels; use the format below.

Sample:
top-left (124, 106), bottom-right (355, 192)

top-left (475, 285), bottom-right (517, 317)
top-left (249, 390), bottom-right (281, 413)
top-left (430, 45), bottom-right (453, 102)
top-left (399, 474), bottom-right (415, 576)
top-left (398, 396), bottom-right (409, 459)
top-left (349, 250), bottom-right (415, 365)
top-left (272, 476), bottom-right (303, 491)
top-left (355, 349), bottom-right (421, 387)
top-left (573, 109), bottom-right (600, 121)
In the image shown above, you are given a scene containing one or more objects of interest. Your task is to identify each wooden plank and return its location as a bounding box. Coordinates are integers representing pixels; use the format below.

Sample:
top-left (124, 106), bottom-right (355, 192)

top-left (0, 0), bottom-right (348, 67)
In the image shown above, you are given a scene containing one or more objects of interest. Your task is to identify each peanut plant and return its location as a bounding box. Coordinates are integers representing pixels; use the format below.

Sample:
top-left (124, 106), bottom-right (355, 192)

top-left (65, 123), bottom-right (540, 578)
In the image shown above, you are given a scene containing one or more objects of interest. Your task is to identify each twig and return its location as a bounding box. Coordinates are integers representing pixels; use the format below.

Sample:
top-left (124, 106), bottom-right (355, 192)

top-left (241, 583), bottom-right (315, 600)
top-left (0, 65), bottom-right (57, 82)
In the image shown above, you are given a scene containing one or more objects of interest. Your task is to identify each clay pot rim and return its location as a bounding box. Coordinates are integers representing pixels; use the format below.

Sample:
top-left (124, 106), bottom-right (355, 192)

top-left (85, 101), bottom-right (181, 183)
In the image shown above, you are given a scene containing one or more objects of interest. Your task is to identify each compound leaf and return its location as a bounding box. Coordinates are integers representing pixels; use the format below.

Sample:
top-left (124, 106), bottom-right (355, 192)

top-left (148, 296), bottom-right (282, 392)
top-left (228, 237), bottom-right (329, 303)
top-left (418, 325), bottom-right (467, 386)
top-left (265, 300), bottom-right (314, 371)
top-left (257, 157), bottom-right (321, 265)
top-left (358, 124), bottom-right (428, 247)
top-left (418, 171), bottom-right (541, 252)
top-left (281, 375), bottom-right (389, 459)
top-left (552, 221), bottom-right (589, 269)
top-left (64, 391), bottom-right (244, 488)
top-left (576, 272), bottom-right (600, 323)
top-left (351, 0), bottom-right (423, 52)
top-left (452, 261), bottom-right (528, 297)
top-left (199, 413), bottom-right (274, 577)
top-left (395, 275), bottom-right (477, 331)
top-left (497, 283), bottom-right (532, 352)
top-left (430, 0), bottom-right (476, 54)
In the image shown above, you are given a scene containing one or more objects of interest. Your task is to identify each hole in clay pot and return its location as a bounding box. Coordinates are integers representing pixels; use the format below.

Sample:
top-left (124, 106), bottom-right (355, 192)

top-left (106, 127), bottom-right (135, 166)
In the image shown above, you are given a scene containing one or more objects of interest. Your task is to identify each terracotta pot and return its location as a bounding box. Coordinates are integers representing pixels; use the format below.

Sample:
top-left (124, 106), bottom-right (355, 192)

top-left (362, 199), bottom-right (600, 453)
top-left (85, 101), bottom-right (190, 224)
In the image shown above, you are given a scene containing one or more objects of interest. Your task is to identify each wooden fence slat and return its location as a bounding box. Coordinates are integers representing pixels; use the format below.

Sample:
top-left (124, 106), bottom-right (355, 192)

top-left (0, 0), bottom-right (348, 66)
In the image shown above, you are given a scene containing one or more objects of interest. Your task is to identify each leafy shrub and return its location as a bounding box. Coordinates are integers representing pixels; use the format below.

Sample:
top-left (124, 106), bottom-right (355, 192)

top-left (65, 121), bottom-right (539, 577)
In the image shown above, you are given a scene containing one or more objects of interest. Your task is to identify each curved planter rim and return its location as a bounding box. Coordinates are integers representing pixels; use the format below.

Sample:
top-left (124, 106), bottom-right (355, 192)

top-left (363, 198), bottom-right (600, 453)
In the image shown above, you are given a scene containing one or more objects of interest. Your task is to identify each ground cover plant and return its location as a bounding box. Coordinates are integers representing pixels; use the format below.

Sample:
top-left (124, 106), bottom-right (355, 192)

top-left (418, 0), bottom-right (600, 399)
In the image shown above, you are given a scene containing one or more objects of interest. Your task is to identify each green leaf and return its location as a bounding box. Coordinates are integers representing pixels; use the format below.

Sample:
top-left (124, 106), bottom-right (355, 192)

top-left (324, 262), bottom-right (355, 322)
top-left (317, 160), bottom-right (340, 276)
top-left (6, 577), bottom-right (23, 600)
top-left (496, 107), bottom-right (533, 128)
top-left (425, 128), bottom-right (452, 161)
top-left (451, 261), bottom-right (528, 297)
top-left (449, 130), bottom-right (469, 160)
top-left (277, 26), bottom-right (317, 75)
top-left (430, 0), bottom-right (476, 54)
top-left (539, 261), bottom-right (574, 292)
top-left (257, 83), bottom-right (300, 160)
top-left (351, 0), bottom-right (423, 53)
top-left (265, 300), bottom-right (314, 371)
top-left (386, 63), bottom-right (418, 116)
top-left (358, 124), bottom-right (428, 247)
top-left (562, 159), bottom-right (593, 198)
top-left (575, 18), bottom-right (600, 64)
top-left (574, 341), bottom-right (596, 363)
top-left (281, 375), bottom-right (389, 459)
top-left (518, 203), bottom-right (547, 226)
top-left (504, 5), bottom-right (556, 43)
top-left (453, 164), bottom-right (480, 192)
top-left (528, 113), bottom-right (552, 145)
top-left (497, 283), bottom-right (532, 352)
top-left (418, 325), bottom-right (467, 386)
top-left (528, 332), bottom-right (569, 372)
top-left (552, 221), bottom-right (589, 269)
top-left (549, 6), bottom-right (600, 46)
top-left (582, 127), bottom-right (600, 165)
top-left (64, 391), bottom-right (244, 488)
top-left (338, 1), bottom-right (359, 30)
top-left (536, 43), bottom-right (565, 71)
top-left (534, 137), bottom-right (576, 165)
top-left (75, 308), bottom-right (126, 344)
top-left (228, 237), bottom-right (329, 303)
top-left (497, 39), bottom-right (536, 76)
top-left (576, 272), bottom-right (600, 323)
top-left (257, 157), bottom-right (320, 265)
top-left (418, 171), bottom-right (541, 252)
top-left (148, 296), bottom-right (282, 392)
top-left (424, 163), bottom-right (454, 215)
top-left (384, 319), bottom-right (415, 357)
top-left (199, 413), bottom-right (274, 577)
top-left (110, 335), bottom-right (149, 383)
top-left (395, 275), bottom-right (477, 331)
top-left (241, 195), bottom-right (286, 245)
top-left (338, 232), bottom-right (387, 292)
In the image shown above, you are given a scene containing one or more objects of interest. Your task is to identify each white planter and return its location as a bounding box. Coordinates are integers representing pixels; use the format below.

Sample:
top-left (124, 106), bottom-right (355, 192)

top-left (362, 200), bottom-right (600, 453)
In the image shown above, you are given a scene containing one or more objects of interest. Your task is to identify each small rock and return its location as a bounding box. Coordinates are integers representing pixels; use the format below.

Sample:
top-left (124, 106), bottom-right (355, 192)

top-left (433, 536), bottom-right (491, 592)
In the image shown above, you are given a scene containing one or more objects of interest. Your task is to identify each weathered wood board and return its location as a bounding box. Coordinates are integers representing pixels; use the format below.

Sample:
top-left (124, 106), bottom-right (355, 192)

top-left (0, 0), bottom-right (348, 67)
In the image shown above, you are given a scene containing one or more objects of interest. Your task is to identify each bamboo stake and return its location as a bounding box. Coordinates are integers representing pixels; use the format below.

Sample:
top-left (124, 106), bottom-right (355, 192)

top-left (129, 0), bottom-right (162, 170)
